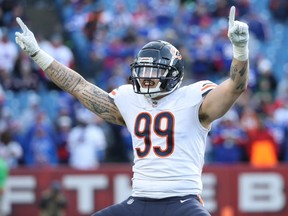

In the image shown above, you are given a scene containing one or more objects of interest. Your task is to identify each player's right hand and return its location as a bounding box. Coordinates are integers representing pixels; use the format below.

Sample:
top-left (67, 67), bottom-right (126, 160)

top-left (15, 17), bottom-right (40, 56)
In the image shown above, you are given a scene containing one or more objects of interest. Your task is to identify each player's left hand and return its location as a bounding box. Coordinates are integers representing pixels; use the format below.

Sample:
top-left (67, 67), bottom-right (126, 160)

top-left (227, 6), bottom-right (249, 48)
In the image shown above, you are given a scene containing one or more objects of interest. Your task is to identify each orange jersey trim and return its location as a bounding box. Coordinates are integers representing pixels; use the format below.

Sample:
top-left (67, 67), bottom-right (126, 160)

top-left (201, 84), bottom-right (217, 92)
top-left (110, 90), bottom-right (117, 96)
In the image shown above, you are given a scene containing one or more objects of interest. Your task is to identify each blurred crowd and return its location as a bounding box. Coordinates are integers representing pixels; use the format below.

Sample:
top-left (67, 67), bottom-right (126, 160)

top-left (0, 0), bottom-right (287, 171)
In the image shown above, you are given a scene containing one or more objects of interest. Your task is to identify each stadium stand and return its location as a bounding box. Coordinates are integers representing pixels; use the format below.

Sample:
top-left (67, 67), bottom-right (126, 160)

top-left (0, 0), bottom-right (288, 166)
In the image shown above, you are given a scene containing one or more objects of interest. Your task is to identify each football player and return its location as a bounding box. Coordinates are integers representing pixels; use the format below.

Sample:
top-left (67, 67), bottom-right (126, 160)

top-left (15, 6), bottom-right (249, 216)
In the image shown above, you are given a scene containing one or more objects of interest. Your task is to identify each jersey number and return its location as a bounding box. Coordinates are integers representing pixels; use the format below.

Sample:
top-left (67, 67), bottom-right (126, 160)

top-left (134, 112), bottom-right (175, 158)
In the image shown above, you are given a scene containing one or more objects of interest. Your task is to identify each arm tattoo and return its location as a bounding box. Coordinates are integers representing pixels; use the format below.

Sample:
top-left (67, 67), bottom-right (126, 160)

top-left (47, 63), bottom-right (81, 92)
top-left (230, 61), bottom-right (248, 91)
top-left (45, 62), bottom-right (125, 126)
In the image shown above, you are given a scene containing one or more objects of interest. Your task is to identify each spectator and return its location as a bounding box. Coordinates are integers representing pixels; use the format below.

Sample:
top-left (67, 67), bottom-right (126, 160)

top-left (242, 11), bottom-right (270, 42)
top-left (104, 123), bottom-right (131, 163)
top-left (14, 51), bottom-right (40, 91)
top-left (0, 129), bottom-right (23, 168)
top-left (247, 116), bottom-right (279, 167)
top-left (39, 180), bottom-right (67, 216)
top-left (256, 57), bottom-right (277, 94)
top-left (0, 27), bottom-right (18, 89)
top-left (67, 108), bottom-right (107, 169)
top-left (273, 96), bottom-right (288, 128)
top-left (276, 63), bottom-right (288, 100)
top-left (22, 111), bottom-right (57, 167)
top-left (18, 92), bottom-right (42, 132)
top-left (211, 110), bottom-right (248, 163)
top-left (240, 106), bottom-right (259, 137)
top-left (269, 0), bottom-right (288, 23)
top-left (55, 115), bottom-right (72, 165)
top-left (252, 57), bottom-right (277, 116)
top-left (44, 33), bottom-right (74, 69)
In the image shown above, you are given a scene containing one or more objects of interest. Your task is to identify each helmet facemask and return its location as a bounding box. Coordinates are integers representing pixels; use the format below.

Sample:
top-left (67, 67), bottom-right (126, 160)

top-left (131, 63), bottom-right (169, 98)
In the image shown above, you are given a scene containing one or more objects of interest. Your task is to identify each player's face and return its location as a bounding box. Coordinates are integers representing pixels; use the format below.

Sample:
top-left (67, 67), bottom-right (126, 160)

top-left (137, 66), bottom-right (166, 88)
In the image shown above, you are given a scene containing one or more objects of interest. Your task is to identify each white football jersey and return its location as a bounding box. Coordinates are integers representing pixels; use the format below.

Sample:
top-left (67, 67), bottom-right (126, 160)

top-left (109, 80), bottom-right (217, 198)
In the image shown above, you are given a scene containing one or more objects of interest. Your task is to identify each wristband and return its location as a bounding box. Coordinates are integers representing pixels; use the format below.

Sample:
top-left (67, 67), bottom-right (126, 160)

top-left (32, 50), bottom-right (54, 70)
top-left (232, 45), bottom-right (249, 61)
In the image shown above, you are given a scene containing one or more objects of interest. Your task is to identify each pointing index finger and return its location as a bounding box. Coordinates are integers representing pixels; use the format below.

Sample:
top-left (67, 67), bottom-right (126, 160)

top-left (16, 17), bottom-right (28, 33)
top-left (229, 6), bottom-right (235, 28)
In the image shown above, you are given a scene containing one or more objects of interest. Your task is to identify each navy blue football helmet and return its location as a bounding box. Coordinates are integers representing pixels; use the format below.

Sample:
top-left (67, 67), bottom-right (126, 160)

top-left (130, 40), bottom-right (184, 98)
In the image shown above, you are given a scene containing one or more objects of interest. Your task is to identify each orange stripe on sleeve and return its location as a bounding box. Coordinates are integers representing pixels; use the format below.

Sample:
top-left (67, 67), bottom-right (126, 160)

top-left (201, 84), bottom-right (217, 92)
top-left (110, 90), bottom-right (117, 96)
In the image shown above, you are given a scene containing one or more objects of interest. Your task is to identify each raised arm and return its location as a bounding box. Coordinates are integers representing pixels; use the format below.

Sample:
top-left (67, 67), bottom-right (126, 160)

top-left (199, 6), bottom-right (249, 128)
top-left (15, 17), bottom-right (125, 126)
